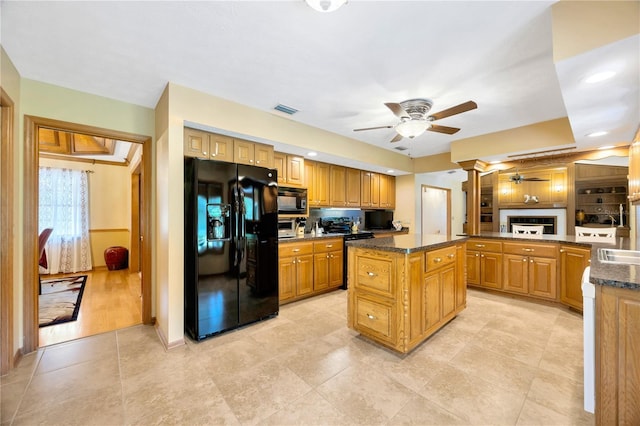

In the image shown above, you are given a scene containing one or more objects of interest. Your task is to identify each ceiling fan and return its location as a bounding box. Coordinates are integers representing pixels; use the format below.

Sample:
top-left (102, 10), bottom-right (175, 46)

top-left (509, 170), bottom-right (550, 185)
top-left (353, 98), bottom-right (477, 143)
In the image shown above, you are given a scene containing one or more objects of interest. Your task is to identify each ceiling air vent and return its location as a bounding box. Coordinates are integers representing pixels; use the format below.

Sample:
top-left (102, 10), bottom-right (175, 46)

top-left (394, 146), bottom-right (408, 151)
top-left (273, 104), bottom-right (298, 115)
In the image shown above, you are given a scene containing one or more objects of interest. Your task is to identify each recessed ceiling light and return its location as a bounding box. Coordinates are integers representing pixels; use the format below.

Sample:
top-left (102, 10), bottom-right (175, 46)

top-left (584, 71), bottom-right (616, 84)
top-left (489, 160), bottom-right (502, 164)
top-left (598, 145), bottom-right (615, 150)
top-left (386, 169), bottom-right (394, 174)
top-left (307, 152), bottom-right (317, 157)
top-left (587, 131), bottom-right (608, 137)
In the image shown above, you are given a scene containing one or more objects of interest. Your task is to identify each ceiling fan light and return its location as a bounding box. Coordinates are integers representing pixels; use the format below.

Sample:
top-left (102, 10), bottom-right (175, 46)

top-left (395, 120), bottom-right (429, 138)
top-left (304, 0), bottom-right (347, 13)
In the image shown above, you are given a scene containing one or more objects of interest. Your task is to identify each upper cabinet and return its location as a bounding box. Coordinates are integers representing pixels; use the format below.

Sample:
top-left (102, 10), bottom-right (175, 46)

top-left (184, 128), bottom-right (273, 167)
top-left (497, 167), bottom-right (567, 208)
top-left (274, 152), bottom-right (305, 187)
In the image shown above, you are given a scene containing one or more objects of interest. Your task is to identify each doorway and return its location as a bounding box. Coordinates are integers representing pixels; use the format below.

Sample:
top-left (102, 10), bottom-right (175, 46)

top-left (24, 116), bottom-right (152, 352)
top-left (421, 185), bottom-right (451, 235)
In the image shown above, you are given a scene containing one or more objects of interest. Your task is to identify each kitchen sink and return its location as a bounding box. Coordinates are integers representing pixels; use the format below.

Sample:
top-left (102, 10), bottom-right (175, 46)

top-left (597, 248), bottom-right (640, 266)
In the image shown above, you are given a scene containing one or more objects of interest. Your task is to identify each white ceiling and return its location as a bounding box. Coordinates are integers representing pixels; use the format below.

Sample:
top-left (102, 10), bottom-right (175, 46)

top-left (2, 1), bottom-right (638, 169)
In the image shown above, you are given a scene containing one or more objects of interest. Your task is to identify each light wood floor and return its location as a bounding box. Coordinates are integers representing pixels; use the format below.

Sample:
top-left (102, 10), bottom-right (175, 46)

top-left (38, 268), bottom-right (142, 347)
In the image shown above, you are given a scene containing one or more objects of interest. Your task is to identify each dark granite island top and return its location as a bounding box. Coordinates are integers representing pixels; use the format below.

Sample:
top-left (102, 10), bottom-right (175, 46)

top-left (346, 233), bottom-right (468, 254)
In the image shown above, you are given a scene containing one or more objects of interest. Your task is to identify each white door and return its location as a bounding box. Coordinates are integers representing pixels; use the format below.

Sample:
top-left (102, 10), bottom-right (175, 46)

top-left (421, 185), bottom-right (450, 235)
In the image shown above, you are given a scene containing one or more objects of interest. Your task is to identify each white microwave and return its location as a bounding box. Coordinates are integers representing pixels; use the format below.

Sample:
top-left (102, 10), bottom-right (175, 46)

top-left (277, 187), bottom-right (307, 215)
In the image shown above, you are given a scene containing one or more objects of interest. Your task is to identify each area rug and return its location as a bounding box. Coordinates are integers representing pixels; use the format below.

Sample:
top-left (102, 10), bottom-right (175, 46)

top-left (39, 275), bottom-right (87, 327)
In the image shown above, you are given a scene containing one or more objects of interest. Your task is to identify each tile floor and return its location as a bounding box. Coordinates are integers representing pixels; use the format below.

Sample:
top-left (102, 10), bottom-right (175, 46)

top-left (1, 289), bottom-right (594, 425)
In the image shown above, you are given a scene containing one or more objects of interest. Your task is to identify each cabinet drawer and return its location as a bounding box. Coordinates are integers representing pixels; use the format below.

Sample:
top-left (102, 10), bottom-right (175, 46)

top-left (279, 242), bottom-right (313, 257)
top-left (354, 255), bottom-right (393, 295)
top-left (425, 245), bottom-right (457, 271)
top-left (313, 238), bottom-right (342, 253)
top-left (466, 239), bottom-right (502, 252)
top-left (503, 242), bottom-right (557, 258)
top-left (354, 295), bottom-right (394, 341)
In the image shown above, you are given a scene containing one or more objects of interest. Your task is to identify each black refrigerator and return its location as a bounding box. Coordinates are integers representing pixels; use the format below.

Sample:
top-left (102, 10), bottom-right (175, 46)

top-left (184, 158), bottom-right (279, 341)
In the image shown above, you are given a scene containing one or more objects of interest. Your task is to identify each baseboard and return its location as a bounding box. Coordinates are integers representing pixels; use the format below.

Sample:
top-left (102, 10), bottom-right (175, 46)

top-left (154, 322), bottom-right (185, 350)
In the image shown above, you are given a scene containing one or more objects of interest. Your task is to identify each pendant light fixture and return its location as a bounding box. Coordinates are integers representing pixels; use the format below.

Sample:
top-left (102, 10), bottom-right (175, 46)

top-left (304, 0), bottom-right (347, 13)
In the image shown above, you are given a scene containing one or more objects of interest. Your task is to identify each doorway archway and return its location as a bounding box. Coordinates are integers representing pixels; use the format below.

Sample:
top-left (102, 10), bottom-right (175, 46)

top-left (24, 116), bottom-right (152, 352)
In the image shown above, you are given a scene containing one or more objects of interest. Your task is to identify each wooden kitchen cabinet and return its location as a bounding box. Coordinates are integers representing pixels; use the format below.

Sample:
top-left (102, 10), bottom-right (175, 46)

top-left (278, 241), bottom-right (314, 303)
top-left (502, 242), bottom-right (558, 300)
top-left (184, 128), bottom-right (234, 162)
top-left (379, 174), bottom-right (395, 209)
top-left (274, 152), bottom-right (305, 187)
top-left (559, 245), bottom-right (590, 311)
top-left (466, 239), bottom-right (503, 289)
top-left (361, 171), bottom-right (380, 208)
top-left (313, 238), bottom-right (343, 291)
top-left (305, 160), bottom-right (330, 207)
top-left (497, 167), bottom-right (567, 208)
top-left (349, 242), bottom-right (465, 353)
top-left (596, 284), bottom-right (640, 425)
top-left (346, 167), bottom-right (361, 207)
top-left (330, 165), bottom-right (347, 206)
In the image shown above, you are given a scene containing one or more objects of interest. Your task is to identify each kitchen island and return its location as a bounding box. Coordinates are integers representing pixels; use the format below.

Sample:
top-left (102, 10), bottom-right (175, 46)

top-left (346, 234), bottom-right (468, 354)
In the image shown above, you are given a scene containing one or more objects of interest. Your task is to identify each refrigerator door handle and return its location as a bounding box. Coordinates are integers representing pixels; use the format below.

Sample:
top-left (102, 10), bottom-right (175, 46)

top-left (238, 189), bottom-right (246, 263)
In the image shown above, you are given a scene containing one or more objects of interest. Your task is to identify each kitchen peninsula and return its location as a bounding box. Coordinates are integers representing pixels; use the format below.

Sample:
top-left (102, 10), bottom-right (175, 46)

top-left (346, 234), bottom-right (467, 353)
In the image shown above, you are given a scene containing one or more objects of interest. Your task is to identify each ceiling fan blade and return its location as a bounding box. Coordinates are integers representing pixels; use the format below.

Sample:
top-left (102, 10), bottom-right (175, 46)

top-left (390, 133), bottom-right (404, 143)
top-left (427, 124), bottom-right (460, 135)
top-left (428, 100), bottom-right (477, 121)
top-left (523, 178), bottom-right (550, 181)
top-left (384, 102), bottom-right (410, 119)
top-left (353, 125), bottom-right (394, 132)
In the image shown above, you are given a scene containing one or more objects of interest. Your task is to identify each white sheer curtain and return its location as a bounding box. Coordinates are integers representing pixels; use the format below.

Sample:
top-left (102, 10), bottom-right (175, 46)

top-left (39, 167), bottom-right (92, 274)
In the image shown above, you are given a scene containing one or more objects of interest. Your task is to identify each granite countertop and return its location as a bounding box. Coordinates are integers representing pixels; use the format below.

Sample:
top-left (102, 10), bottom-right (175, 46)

top-left (470, 232), bottom-right (640, 291)
top-left (346, 233), bottom-right (468, 254)
top-left (278, 228), bottom-right (409, 242)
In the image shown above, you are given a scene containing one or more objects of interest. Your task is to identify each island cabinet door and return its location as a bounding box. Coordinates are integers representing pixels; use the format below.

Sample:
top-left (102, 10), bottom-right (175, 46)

top-left (440, 265), bottom-right (457, 321)
top-left (560, 246), bottom-right (590, 311)
top-left (503, 254), bottom-right (528, 294)
top-left (528, 256), bottom-right (557, 300)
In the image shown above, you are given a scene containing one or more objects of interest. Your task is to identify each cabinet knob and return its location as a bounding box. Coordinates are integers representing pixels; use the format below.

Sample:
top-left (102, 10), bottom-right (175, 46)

top-left (326, 244), bottom-right (333, 248)
top-left (475, 253), bottom-right (480, 257)
top-left (475, 244), bottom-right (485, 248)
top-left (326, 254), bottom-right (330, 258)
top-left (367, 271), bottom-right (376, 277)
top-left (481, 254), bottom-right (485, 258)
top-left (447, 254), bottom-right (455, 259)
top-left (203, 151), bottom-right (208, 155)
top-left (559, 249), bottom-right (565, 253)
top-left (366, 313), bottom-right (376, 320)
top-left (292, 248), bottom-right (300, 252)
top-left (522, 248), bottom-right (534, 252)
top-left (523, 258), bottom-right (527, 262)
top-left (433, 257), bottom-right (442, 263)
top-left (530, 259), bottom-right (534, 263)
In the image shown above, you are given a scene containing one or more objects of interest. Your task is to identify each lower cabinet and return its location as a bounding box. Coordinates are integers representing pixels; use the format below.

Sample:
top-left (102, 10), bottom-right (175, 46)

top-left (466, 239), bottom-right (503, 289)
top-left (349, 243), bottom-right (466, 353)
top-left (596, 284), bottom-right (640, 425)
top-left (279, 238), bottom-right (343, 304)
top-left (502, 242), bottom-right (558, 300)
top-left (560, 245), bottom-right (591, 311)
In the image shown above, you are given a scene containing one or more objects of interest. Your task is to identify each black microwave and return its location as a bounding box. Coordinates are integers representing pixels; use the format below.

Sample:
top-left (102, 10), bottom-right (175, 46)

top-left (277, 187), bottom-right (307, 215)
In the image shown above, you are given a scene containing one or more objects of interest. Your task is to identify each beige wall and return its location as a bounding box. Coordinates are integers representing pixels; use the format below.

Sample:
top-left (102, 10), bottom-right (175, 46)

top-left (39, 157), bottom-right (132, 267)
top-left (552, 1), bottom-right (640, 62)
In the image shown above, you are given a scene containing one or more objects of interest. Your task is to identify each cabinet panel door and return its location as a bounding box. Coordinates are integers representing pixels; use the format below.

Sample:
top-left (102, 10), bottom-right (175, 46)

top-left (423, 273), bottom-right (441, 331)
top-left (328, 250), bottom-right (344, 288)
top-left (346, 168), bottom-right (361, 207)
top-left (560, 246), bottom-right (590, 311)
top-left (279, 257), bottom-right (296, 301)
top-left (316, 163), bottom-right (331, 206)
top-left (296, 254), bottom-right (314, 296)
top-left (254, 143), bottom-right (274, 168)
top-left (184, 128), bottom-right (208, 158)
top-left (313, 253), bottom-right (330, 291)
top-left (371, 172), bottom-right (380, 208)
top-left (274, 153), bottom-right (286, 184)
top-left (234, 140), bottom-right (255, 165)
top-left (361, 171), bottom-right (372, 207)
top-left (503, 254), bottom-right (528, 294)
top-left (529, 256), bottom-right (557, 299)
top-left (330, 166), bottom-right (347, 206)
top-left (466, 251), bottom-right (481, 285)
top-left (287, 156), bottom-right (305, 186)
top-left (481, 252), bottom-right (503, 289)
top-left (305, 161), bottom-right (317, 204)
top-left (209, 134), bottom-right (233, 162)
top-left (441, 265), bottom-right (456, 320)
